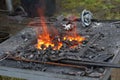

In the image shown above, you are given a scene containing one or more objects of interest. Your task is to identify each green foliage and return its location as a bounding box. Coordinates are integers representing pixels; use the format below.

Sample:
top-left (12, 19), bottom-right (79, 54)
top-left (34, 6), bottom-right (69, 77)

top-left (60, 0), bottom-right (120, 19)
top-left (115, 0), bottom-right (120, 2)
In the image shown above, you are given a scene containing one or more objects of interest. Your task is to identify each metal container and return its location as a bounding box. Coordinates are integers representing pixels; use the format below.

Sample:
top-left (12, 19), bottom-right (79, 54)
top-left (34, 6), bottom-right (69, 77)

top-left (21, 0), bottom-right (56, 17)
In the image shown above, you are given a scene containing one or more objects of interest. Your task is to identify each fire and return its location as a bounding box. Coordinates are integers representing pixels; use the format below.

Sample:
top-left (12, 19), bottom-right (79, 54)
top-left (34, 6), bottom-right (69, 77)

top-left (35, 18), bottom-right (62, 50)
top-left (63, 24), bottom-right (85, 48)
top-left (36, 9), bottom-right (62, 50)
top-left (35, 9), bottom-right (85, 50)
top-left (36, 18), bottom-right (85, 50)
top-left (63, 35), bottom-right (85, 48)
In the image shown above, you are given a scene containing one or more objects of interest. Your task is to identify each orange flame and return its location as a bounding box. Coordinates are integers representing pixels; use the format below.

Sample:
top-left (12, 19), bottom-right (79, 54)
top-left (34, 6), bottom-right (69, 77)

top-left (36, 9), bottom-right (62, 50)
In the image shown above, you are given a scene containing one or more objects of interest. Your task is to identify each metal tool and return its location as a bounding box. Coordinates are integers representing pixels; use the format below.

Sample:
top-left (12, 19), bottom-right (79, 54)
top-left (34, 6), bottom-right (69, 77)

top-left (81, 9), bottom-right (93, 27)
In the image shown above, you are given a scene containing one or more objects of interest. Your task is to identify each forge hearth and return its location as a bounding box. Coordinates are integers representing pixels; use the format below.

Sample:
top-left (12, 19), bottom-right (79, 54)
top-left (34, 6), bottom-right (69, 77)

top-left (0, 18), bottom-right (120, 80)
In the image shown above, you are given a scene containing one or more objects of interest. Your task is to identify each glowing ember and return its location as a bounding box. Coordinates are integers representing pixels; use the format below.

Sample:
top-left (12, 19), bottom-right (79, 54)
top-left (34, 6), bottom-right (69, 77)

top-left (63, 35), bottom-right (85, 43)
top-left (53, 42), bottom-right (63, 50)
top-left (36, 35), bottom-right (54, 50)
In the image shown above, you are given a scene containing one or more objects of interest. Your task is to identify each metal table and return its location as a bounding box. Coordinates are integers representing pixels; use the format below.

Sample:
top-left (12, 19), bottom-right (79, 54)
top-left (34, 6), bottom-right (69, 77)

top-left (0, 21), bottom-right (120, 80)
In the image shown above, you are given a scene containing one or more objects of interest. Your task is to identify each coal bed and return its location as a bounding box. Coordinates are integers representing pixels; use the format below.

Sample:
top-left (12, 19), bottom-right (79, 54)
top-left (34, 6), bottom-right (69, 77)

top-left (0, 18), bottom-right (120, 80)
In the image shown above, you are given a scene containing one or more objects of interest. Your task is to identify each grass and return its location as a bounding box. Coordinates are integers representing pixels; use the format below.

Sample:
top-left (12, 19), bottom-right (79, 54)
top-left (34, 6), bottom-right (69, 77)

top-left (59, 0), bottom-right (120, 19)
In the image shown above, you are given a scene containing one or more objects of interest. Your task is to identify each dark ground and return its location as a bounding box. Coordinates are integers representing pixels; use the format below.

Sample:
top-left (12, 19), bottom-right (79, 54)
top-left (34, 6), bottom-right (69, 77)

top-left (0, 12), bottom-right (120, 80)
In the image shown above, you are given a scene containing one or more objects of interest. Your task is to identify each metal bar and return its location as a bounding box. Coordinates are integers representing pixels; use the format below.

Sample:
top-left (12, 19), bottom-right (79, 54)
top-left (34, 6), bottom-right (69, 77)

top-left (7, 56), bottom-right (87, 70)
top-left (8, 55), bottom-right (120, 69)
top-left (49, 55), bottom-right (120, 68)
top-left (58, 59), bottom-right (120, 68)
